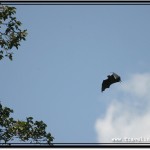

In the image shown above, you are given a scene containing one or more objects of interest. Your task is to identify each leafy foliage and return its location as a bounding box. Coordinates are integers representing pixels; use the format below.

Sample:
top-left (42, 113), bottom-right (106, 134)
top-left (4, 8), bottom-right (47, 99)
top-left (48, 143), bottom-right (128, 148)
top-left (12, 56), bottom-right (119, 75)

top-left (0, 5), bottom-right (27, 60)
top-left (0, 6), bottom-right (54, 145)
top-left (0, 5), bottom-right (54, 146)
top-left (0, 103), bottom-right (54, 145)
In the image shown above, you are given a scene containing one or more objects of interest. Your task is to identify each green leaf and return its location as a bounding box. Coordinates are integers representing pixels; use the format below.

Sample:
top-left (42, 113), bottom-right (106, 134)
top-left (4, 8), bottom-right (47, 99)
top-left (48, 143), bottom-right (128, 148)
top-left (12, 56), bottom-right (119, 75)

top-left (0, 55), bottom-right (3, 60)
top-left (0, 51), bottom-right (3, 54)
top-left (16, 21), bottom-right (21, 26)
top-left (5, 28), bottom-right (11, 34)
top-left (9, 54), bottom-right (12, 61)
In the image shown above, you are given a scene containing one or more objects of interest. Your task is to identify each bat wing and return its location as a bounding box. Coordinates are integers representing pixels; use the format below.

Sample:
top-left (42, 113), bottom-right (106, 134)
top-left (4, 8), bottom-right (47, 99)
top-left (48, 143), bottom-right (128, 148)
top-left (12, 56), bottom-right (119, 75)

top-left (101, 79), bottom-right (112, 92)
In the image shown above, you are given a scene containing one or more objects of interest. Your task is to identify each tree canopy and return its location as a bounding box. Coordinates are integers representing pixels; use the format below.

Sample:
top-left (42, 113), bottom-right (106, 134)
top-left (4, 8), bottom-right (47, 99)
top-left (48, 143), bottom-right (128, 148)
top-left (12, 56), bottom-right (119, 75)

top-left (0, 5), bottom-right (27, 60)
top-left (0, 5), bottom-right (54, 145)
top-left (0, 103), bottom-right (54, 145)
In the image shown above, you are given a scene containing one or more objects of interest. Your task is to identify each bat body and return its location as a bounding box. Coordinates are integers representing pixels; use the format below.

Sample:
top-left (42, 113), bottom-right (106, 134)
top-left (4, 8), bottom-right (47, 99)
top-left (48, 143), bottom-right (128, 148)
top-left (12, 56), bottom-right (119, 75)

top-left (101, 72), bottom-right (121, 92)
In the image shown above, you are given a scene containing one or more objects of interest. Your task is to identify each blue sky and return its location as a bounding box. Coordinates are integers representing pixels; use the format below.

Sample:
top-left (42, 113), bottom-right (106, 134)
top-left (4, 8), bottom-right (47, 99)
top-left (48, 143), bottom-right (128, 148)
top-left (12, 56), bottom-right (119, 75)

top-left (1, 4), bottom-right (150, 143)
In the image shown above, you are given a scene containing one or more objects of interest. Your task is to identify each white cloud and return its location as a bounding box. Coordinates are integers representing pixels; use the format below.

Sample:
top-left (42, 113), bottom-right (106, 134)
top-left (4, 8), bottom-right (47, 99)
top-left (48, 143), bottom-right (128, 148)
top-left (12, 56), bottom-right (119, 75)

top-left (95, 73), bottom-right (150, 143)
top-left (121, 73), bottom-right (150, 98)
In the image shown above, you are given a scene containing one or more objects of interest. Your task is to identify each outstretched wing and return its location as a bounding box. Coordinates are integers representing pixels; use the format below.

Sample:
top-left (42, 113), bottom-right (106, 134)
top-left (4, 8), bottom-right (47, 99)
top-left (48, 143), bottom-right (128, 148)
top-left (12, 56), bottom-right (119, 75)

top-left (101, 79), bottom-right (111, 92)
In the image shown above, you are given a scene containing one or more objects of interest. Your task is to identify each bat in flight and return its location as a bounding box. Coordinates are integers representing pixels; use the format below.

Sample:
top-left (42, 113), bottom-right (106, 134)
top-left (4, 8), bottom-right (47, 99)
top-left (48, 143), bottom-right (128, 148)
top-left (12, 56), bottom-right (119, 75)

top-left (101, 72), bottom-right (121, 92)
